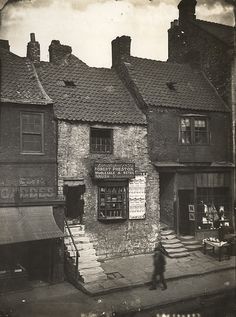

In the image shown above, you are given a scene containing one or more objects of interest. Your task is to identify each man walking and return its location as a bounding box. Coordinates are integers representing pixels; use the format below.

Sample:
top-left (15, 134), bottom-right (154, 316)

top-left (149, 242), bottom-right (168, 290)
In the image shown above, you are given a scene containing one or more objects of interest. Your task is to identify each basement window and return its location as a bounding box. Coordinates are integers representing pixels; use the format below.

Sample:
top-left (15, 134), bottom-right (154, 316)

top-left (98, 182), bottom-right (128, 220)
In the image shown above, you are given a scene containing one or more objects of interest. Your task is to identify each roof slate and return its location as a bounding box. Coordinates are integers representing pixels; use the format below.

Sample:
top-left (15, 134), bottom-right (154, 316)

top-left (0, 48), bottom-right (51, 105)
top-left (194, 19), bottom-right (234, 47)
top-left (36, 55), bottom-right (146, 125)
top-left (124, 56), bottom-right (228, 113)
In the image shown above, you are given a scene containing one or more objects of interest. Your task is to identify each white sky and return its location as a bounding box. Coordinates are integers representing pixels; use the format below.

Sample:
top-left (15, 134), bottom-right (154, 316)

top-left (0, 0), bottom-right (234, 67)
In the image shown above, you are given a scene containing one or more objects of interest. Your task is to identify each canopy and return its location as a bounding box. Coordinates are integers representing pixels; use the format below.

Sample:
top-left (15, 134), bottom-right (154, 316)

top-left (0, 206), bottom-right (64, 245)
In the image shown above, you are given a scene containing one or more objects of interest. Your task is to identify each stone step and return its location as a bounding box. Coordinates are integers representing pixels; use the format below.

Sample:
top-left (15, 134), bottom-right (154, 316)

top-left (161, 230), bottom-right (175, 236)
top-left (161, 234), bottom-right (177, 240)
top-left (179, 235), bottom-right (195, 241)
top-left (82, 272), bottom-right (107, 284)
top-left (73, 236), bottom-right (90, 243)
top-left (69, 228), bottom-right (85, 235)
top-left (160, 223), bottom-right (169, 230)
top-left (169, 252), bottom-right (190, 258)
top-left (76, 242), bottom-right (94, 251)
top-left (162, 238), bottom-right (181, 244)
top-left (67, 224), bottom-right (85, 230)
top-left (79, 249), bottom-right (97, 257)
top-left (165, 247), bottom-right (188, 254)
top-left (185, 245), bottom-right (202, 251)
top-left (182, 240), bottom-right (201, 246)
top-left (164, 243), bottom-right (185, 249)
top-left (79, 261), bottom-right (101, 270)
top-left (80, 266), bottom-right (104, 275)
top-left (79, 255), bottom-right (99, 263)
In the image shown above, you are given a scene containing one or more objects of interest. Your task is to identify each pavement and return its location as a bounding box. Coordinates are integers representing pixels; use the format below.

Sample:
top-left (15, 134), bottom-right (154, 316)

top-left (0, 250), bottom-right (235, 317)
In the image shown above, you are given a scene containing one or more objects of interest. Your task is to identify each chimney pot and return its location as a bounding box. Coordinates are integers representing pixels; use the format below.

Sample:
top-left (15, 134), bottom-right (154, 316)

top-left (27, 33), bottom-right (40, 63)
top-left (178, 0), bottom-right (197, 24)
top-left (30, 33), bottom-right (36, 42)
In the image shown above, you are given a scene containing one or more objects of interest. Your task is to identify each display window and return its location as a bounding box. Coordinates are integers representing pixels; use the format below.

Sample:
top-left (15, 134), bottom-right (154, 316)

top-left (196, 187), bottom-right (230, 230)
top-left (98, 182), bottom-right (128, 220)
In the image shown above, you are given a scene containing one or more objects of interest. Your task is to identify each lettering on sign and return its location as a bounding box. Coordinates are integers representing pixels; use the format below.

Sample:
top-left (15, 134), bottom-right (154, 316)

top-left (129, 174), bottom-right (146, 219)
top-left (94, 163), bottom-right (135, 179)
top-left (0, 186), bottom-right (55, 201)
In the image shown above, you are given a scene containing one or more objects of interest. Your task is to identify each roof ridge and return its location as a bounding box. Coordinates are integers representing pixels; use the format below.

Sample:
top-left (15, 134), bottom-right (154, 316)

top-left (196, 19), bottom-right (234, 30)
top-left (130, 56), bottom-right (192, 69)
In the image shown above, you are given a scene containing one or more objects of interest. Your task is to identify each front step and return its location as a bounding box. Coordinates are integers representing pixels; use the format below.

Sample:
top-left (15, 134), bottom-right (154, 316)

top-left (179, 235), bottom-right (202, 251)
top-left (161, 229), bottom-right (191, 259)
top-left (169, 252), bottom-right (190, 258)
top-left (64, 224), bottom-right (107, 285)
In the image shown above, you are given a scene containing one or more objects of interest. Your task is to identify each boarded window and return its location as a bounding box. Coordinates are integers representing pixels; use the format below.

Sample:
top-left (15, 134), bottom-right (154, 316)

top-left (21, 112), bottom-right (43, 153)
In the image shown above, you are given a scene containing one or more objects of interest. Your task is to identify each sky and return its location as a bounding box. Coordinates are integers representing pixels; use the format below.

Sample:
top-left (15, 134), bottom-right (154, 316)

top-left (0, 0), bottom-right (234, 67)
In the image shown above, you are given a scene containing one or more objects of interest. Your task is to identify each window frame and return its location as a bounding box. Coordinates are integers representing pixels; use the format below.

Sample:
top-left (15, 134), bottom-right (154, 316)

top-left (179, 116), bottom-right (209, 145)
top-left (20, 111), bottom-right (44, 154)
top-left (97, 181), bottom-right (128, 221)
top-left (90, 127), bottom-right (113, 154)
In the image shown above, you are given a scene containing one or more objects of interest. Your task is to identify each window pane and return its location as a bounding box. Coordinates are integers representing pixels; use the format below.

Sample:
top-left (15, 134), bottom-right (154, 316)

top-left (98, 184), bottom-right (127, 219)
top-left (22, 134), bottom-right (42, 152)
top-left (194, 119), bottom-right (208, 144)
top-left (91, 128), bottom-right (112, 153)
top-left (180, 118), bottom-right (191, 144)
top-left (22, 113), bottom-right (42, 133)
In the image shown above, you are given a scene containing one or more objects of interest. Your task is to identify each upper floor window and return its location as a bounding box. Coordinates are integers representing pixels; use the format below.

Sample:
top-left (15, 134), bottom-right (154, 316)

top-left (90, 128), bottom-right (112, 154)
top-left (21, 112), bottom-right (44, 153)
top-left (179, 117), bottom-right (208, 145)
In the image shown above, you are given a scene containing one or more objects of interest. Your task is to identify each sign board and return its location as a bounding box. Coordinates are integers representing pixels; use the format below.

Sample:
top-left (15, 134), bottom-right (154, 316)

top-left (129, 174), bottom-right (146, 219)
top-left (94, 163), bottom-right (135, 179)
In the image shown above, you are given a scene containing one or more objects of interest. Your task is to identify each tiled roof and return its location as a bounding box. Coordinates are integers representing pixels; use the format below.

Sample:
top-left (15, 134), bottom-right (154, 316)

top-left (36, 55), bottom-right (146, 125)
top-left (124, 56), bottom-right (228, 112)
top-left (194, 20), bottom-right (234, 47)
top-left (0, 48), bottom-right (52, 105)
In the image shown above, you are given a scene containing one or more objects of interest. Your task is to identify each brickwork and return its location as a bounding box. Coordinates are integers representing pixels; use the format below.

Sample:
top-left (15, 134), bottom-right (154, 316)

top-left (57, 121), bottom-right (160, 259)
top-left (147, 107), bottom-right (231, 164)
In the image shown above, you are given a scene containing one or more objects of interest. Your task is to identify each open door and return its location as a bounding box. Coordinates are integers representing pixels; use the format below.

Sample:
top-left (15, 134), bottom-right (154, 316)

top-left (178, 190), bottom-right (195, 236)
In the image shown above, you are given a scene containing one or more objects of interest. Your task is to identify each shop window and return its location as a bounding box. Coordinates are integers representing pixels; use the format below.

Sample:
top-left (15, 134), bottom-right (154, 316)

top-left (21, 112), bottom-right (44, 153)
top-left (98, 182), bottom-right (128, 220)
top-left (90, 128), bottom-right (112, 154)
top-left (196, 187), bottom-right (230, 230)
top-left (179, 117), bottom-right (208, 145)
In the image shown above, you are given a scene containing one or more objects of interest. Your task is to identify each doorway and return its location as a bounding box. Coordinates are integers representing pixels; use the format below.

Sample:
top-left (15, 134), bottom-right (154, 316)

top-left (178, 190), bottom-right (195, 236)
top-left (64, 185), bottom-right (85, 223)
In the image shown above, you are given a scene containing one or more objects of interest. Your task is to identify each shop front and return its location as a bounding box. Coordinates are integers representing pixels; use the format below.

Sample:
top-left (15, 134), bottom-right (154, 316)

top-left (160, 169), bottom-right (233, 240)
top-left (0, 206), bottom-right (64, 292)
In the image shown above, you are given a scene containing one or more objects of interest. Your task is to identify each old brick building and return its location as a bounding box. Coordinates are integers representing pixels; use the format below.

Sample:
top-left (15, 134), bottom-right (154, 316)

top-left (168, 0), bottom-right (236, 210)
top-left (30, 37), bottom-right (159, 283)
top-left (112, 34), bottom-right (233, 240)
top-left (0, 38), bottom-right (64, 291)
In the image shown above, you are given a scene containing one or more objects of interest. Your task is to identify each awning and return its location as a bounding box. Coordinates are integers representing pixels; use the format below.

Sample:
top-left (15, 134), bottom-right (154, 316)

top-left (0, 206), bottom-right (64, 245)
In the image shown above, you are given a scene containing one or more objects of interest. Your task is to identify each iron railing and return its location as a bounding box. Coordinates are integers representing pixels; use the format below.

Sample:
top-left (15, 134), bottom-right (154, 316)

top-left (64, 218), bottom-right (79, 279)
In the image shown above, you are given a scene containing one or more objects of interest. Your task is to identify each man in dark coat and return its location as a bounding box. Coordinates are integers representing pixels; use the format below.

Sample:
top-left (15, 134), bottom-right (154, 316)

top-left (149, 242), bottom-right (168, 290)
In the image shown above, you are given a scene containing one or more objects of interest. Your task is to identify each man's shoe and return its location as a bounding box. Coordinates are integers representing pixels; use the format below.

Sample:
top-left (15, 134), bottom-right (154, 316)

top-left (149, 286), bottom-right (157, 290)
top-left (161, 286), bottom-right (167, 291)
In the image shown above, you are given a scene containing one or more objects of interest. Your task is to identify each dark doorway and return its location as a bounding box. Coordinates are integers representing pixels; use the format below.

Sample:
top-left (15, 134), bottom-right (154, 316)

top-left (64, 185), bottom-right (85, 223)
top-left (160, 173), bottom-right (175, 228)
top-left (178, 190), bottom-right (195, 235)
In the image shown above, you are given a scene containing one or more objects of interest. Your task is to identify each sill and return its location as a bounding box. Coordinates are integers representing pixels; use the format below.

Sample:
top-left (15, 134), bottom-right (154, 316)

top-left (90, 151), bottom-right (113, 155)
top-left (179, 143), bottom-right (210, 146)
top-left (98, 217), bottom-right (127, 222)
top-left (21, 152), bottom-right (45, 155)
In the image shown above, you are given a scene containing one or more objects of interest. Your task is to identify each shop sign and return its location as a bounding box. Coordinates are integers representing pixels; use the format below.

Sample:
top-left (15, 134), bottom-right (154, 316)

top-left (94, 163), bottom-right (135, 179)
top-left (129, 174), bottom-right (146, 219)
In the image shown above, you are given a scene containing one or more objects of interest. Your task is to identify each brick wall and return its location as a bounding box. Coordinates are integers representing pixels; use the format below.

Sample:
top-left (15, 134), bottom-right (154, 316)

top-left (57, 121), bottom-right (160, 259)
top-left (147, 107), bottom-right (231, 164)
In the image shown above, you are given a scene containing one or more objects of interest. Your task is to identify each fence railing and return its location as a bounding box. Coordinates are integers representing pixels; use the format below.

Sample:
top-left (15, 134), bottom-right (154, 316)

top-left (64, 218), bottom-right (79, 279)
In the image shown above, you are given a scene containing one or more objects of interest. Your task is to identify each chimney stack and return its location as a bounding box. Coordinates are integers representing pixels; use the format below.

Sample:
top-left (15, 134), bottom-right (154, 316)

top-left (27, 33), bottom-right (40, 63)
top-left (112, 35), bottom-right (131, 67)
top-left (49, 40), bottom-right (72, 65)
top-left (0, 39), bottom-right (10, 51)
top-left (178, 0), bottom-right (197, 24)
